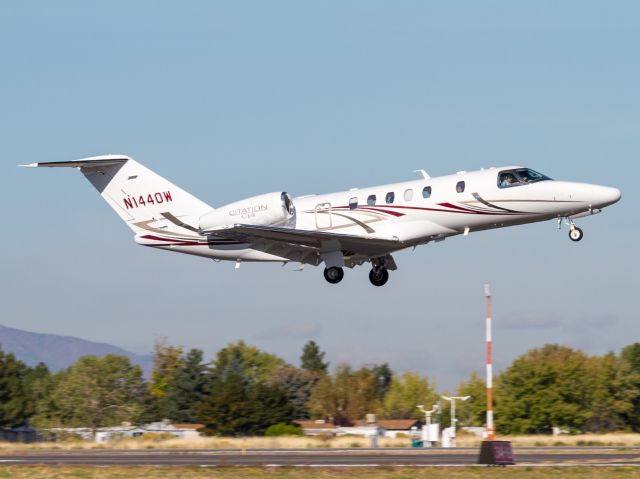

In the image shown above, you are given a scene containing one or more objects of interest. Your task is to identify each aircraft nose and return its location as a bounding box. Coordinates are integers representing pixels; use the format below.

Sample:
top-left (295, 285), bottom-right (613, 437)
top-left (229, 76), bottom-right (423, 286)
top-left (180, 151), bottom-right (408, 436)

top-left (593, 185), bottom-right (621, 208)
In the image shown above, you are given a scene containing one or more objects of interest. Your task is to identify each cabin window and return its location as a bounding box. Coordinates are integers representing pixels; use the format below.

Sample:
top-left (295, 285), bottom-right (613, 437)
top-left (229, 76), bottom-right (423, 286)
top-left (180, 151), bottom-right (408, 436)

top-left (367, 194), bottom-right (376, 206)
top-left (385, 192), bottom-right (395, 204)
top-left (422, 186), bottom-right (432, 198)
top-left (349, 197), bottom-right (358, 210)
top-left (456, 181), bottom-right (465, 193)
top-left (404, 189), bottom-right (414, 201)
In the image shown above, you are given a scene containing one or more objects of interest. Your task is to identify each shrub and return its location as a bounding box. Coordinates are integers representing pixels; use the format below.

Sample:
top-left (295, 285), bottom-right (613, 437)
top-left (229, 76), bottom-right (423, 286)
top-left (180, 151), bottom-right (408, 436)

top-left (264, 423), bottom-right (304, 437)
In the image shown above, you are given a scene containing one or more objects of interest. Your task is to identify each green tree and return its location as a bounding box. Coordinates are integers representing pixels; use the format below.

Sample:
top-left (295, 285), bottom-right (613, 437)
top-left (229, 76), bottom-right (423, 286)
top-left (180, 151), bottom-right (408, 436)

top-left (300, 341), bottom-right (328, 374)
top-left (164, 348), bottom-right (209, 423)
top-left (308, 363), bottom-right (379, 425)
top-left (371, 363), bottom-right (393, 401)
top-left (149, 338), bottom-right (185, 400)
top-left (44, 355), bottom-right (146, 431)
top-left (455, 371), bottom-right (487, 427)
top-left (212, 341), bottom-right (284, 385)
top-left (377, 371), bottom-right (437, 420)
top-left (198, 374), bottom-right (255, 435)
top-left (496, 344), bottom-right (595, 434)
top-left (252, 382), bottom-right (295, 431)
top-left (144, 339), bottom-right (186, 421)
top-left (620, 343), bottom-right (640, 431)
top-left (264, 423), bottom-right (303, 436)
top-left (269, 364), bottom-right (317, 419)
top-left (0, 348), bottom-right (31, 427)
top-left (198, 374), bottom-right (293, 436)
top-left (23, 362), bottom-right (53, 421)
top-left (621, 343), bottom-right (640, 371)
top-left (588, 352), bottom-right (640, 432)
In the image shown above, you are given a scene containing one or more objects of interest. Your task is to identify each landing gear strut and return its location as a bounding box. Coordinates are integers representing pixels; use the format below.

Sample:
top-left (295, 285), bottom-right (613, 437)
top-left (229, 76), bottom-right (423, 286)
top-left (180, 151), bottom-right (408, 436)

top-left (369, 267), bottom-right (389, 287)
top-left (323, 266), bottom-right (344, 284)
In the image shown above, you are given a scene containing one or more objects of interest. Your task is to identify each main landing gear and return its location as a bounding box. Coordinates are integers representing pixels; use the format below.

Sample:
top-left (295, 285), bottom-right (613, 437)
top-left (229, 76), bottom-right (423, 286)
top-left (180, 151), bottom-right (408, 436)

top-left (368, 256), bottom-right (393, 287)
top-left (323, 266), bottom-right (344, 284)
top-left (369, 267), bottom-right (389, 287)
top-left (322, 255), bottom-right (396, 286)
top-left (559, 217), bottom-right (584, 242)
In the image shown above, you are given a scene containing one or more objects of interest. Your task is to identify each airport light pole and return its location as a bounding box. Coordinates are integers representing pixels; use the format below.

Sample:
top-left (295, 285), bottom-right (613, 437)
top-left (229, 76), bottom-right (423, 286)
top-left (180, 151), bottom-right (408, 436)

top-left (416, 404), bottom-right (438, 447)
top-left (478, 283), bottom-right (515, 465)
top-left (441, 395), bottom-right (470, 447)
top-left (484, 283), bottom-right (496, 440)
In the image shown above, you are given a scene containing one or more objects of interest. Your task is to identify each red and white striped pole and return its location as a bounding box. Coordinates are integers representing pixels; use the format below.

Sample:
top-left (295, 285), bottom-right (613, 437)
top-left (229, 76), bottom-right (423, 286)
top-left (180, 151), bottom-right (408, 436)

top-left (484, 283), bottom-right (495, 440)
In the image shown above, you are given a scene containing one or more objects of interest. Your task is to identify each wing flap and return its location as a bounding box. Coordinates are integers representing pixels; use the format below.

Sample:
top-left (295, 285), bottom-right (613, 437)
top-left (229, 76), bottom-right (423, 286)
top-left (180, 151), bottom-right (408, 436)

top-left (205, 224), bottom-right (404, 257)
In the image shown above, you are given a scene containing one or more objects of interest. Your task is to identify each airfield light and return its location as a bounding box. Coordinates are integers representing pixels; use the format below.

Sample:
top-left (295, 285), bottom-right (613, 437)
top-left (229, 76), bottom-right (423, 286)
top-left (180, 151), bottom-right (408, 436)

top-left (440, 396), bottom-right (470, 448)
top-left (416, 404), bottom-right (438, 447)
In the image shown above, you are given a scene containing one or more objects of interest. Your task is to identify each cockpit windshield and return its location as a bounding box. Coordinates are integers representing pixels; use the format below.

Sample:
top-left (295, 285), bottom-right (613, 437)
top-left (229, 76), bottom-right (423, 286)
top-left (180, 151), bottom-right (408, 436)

top-left (498, 168), bottom-right (552, 188)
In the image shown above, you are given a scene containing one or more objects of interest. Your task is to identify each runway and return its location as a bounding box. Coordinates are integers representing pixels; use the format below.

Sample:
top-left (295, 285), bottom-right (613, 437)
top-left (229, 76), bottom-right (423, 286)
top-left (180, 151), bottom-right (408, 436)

top-left (1, 448), bottom-right (640, 467)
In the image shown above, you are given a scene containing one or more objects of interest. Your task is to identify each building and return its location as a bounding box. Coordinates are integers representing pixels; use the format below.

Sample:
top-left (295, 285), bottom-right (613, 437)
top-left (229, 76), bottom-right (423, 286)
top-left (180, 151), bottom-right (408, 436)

top-left (294, 419), bottom-right (339, 436)
top-left (46, 421), bottom-right (204, 443)
top-left (296, 418), bottom-right (422, 438)
top-left (0, 426), bottom-right (39, 443)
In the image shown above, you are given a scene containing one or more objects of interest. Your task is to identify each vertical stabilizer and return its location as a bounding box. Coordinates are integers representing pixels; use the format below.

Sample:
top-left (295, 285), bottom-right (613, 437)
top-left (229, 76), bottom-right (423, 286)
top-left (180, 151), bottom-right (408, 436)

top-left (21, 155), bottom-right (212, 234)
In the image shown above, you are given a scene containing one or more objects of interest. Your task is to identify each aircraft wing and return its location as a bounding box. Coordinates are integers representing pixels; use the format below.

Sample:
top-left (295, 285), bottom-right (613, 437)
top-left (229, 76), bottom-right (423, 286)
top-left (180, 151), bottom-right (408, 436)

top-left (204, 224), bottom-right (406, 260)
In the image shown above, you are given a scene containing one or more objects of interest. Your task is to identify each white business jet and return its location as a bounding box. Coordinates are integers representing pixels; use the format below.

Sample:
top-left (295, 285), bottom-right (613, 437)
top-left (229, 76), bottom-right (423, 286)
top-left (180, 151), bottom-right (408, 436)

top-left (22, 155), bottom-right (620, 286)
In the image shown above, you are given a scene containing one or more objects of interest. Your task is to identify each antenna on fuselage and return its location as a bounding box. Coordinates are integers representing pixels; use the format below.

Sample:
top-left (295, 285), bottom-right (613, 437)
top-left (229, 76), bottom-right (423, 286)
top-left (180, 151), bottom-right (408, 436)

top-left (414, 169), bottom-right (431, 179)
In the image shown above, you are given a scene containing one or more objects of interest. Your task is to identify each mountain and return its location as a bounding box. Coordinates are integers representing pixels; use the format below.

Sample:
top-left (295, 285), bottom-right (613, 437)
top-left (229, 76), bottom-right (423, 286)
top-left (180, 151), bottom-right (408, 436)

top-left (0, 324), bottom-right (152, 374)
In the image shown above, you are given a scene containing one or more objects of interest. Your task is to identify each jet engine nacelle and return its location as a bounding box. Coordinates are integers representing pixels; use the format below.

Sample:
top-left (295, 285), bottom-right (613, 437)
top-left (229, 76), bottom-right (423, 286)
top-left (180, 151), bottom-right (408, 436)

top-left (199, 192), bottom-right (295, 231)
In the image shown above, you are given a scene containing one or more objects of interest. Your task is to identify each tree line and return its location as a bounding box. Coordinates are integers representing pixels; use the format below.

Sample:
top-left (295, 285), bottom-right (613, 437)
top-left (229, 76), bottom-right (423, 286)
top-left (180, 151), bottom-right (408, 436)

top-left (2, 340), bottom-right (640, 435)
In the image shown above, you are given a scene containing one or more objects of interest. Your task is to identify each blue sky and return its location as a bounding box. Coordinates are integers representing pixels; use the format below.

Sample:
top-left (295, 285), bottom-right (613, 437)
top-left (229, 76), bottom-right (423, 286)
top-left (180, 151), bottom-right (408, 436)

top-left (1, 1), bottom-right (638, 389)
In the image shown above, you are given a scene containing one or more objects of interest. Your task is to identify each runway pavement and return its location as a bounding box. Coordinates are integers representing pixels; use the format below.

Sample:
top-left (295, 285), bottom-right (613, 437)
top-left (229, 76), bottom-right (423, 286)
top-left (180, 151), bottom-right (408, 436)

top-left (1, 447), bottom-right (640, 467)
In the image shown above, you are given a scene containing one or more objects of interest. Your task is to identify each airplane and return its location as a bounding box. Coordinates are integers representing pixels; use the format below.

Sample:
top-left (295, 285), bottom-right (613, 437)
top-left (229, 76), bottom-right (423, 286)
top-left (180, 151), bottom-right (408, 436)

top-left (21, 155), bottom-right (621, 287)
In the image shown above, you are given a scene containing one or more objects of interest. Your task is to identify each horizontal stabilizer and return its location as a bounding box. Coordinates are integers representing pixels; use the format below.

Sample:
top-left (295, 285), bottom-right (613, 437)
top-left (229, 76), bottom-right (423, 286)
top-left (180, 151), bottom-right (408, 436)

top-left (19, 155), bottom-right (130, 168)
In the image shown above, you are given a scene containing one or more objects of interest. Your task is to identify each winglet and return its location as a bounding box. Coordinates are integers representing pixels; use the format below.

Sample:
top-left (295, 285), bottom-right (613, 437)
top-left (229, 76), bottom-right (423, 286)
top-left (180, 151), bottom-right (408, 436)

top-left (414, 169), bottom-right (431, 179)
top-left (18, 163), bottom-right (38, 168)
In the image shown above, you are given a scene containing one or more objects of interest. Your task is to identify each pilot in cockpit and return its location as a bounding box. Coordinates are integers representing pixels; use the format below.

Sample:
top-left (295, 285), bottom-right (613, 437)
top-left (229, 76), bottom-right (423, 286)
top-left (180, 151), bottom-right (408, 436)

top-left (500, 173), bottom-right (519, 187)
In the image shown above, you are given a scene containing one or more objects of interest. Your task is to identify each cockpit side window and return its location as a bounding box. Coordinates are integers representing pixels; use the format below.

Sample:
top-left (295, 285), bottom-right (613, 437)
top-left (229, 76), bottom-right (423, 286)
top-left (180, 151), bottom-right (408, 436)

top-left (498, 171), bottom-right (520, 188)
top-left (498, 168), bottom-right (551, 188)
top-left (515, 168), bottom-right (551, 183)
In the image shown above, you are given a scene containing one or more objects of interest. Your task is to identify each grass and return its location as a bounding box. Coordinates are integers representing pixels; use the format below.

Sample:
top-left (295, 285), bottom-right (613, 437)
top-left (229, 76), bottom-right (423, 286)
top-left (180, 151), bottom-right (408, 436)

top-left (0, 466), bottom-right (640, 479)
top-left (2, 432), bottom-right (640, 450)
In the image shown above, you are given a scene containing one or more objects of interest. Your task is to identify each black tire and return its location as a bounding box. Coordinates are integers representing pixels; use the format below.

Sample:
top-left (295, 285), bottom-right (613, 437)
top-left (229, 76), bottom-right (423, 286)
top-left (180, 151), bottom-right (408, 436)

top-left (569, 227), bottom-right (584, 242)
top-left (369, 268), bottom-right (389, 287)
top-left (324, 267), bottom-right (344, 284)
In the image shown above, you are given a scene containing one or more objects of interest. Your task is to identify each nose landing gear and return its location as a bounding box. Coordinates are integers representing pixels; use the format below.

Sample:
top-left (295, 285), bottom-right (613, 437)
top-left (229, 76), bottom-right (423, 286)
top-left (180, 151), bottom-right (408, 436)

top-left (569, 225), bottom-right (584, 242)
top-left (323, 266), bottom-right (344, 284)
top-left (558, 217), bottom-right (584, 242)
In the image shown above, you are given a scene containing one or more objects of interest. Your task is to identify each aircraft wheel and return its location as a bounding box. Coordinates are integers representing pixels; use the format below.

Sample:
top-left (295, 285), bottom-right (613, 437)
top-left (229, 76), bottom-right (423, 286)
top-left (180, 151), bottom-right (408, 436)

top-left (324, 267), bottom-right (344, 284)
top-left (369, 268), bottom-right (389, 287)
top-left (569, 227), bottom-right (584, 242)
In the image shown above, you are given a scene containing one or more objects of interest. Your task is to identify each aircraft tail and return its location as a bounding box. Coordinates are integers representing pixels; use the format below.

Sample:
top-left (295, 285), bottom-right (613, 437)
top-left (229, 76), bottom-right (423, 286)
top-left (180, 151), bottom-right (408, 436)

top-left (21, 155), bottom-right (213, 233)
